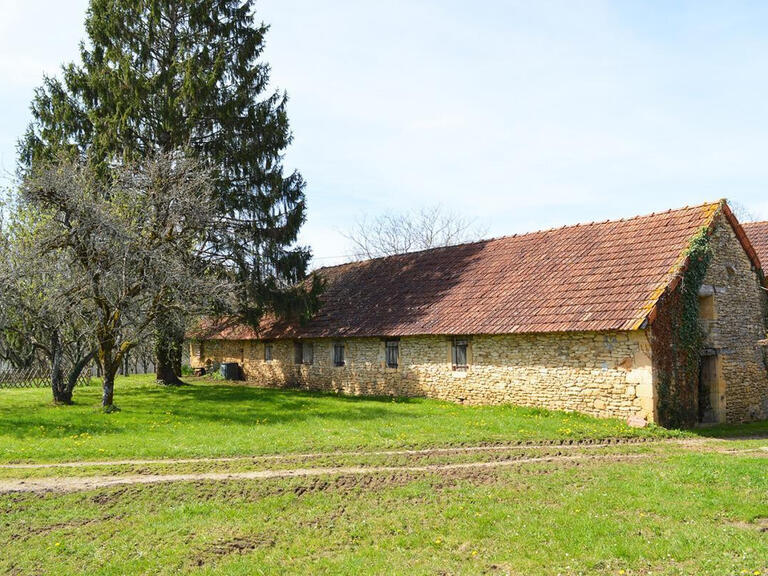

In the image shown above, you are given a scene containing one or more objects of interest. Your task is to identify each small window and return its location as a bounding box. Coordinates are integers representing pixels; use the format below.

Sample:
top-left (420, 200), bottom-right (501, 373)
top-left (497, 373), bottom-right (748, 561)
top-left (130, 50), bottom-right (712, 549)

top-left (452, 338), bottom-right (468, 370)
top-left (264, 343), bottom-right (273, 362)
top-left (385, 340), bottom-right (399, 369)
top-left (333, 342), bottom-right (345, 367)
top-left (294, 341), bottom-right (314, 365)
top-left (302, 342), bottom-right (314, 365)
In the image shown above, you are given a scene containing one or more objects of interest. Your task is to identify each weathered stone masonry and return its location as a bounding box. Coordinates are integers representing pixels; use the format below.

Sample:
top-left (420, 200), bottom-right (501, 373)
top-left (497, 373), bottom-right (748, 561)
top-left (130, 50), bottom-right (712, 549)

top-left (691, 218), bottom-right (768, 422)
top-left (191, 330), bottom-right (655, 421)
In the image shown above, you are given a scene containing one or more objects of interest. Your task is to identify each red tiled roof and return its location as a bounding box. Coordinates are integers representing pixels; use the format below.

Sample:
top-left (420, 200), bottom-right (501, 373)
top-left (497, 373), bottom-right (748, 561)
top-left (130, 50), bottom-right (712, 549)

top-left (743, 221), bottom-right (768, 268)
top-left (198, 201), bottom-right (759, 340)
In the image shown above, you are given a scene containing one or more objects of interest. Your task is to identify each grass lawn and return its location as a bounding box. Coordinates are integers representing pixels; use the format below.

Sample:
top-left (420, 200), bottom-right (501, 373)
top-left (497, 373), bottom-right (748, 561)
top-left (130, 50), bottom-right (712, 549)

top-left (3, 445), bottom-right (767, 575)
top-left (2, 375), bottom-right (767, 575)
top-left (0, 374), bottom-right (677, 463)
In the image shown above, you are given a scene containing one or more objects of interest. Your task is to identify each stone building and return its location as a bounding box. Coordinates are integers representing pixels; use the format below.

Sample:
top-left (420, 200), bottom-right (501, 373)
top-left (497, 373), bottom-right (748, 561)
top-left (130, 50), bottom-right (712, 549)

top-left (191, 201), bottom-right (768, 426)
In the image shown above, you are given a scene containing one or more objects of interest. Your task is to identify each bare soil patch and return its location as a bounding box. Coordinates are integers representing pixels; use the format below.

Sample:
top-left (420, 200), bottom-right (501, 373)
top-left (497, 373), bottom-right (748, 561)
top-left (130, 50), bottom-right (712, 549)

top-left (192, 534), bottom-right (276, 567)
top-left (13, 514), bottom-right (122, 540)
top-left (0, 452), bottom-right (650, 495)
top-left (727, 517), bottom-right (768, 533)
top-left (0, 436), bottom-right (659, 469)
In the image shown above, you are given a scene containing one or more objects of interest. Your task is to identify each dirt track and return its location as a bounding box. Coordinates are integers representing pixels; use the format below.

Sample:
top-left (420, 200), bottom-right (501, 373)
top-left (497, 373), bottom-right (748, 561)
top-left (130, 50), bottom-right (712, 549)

top-left (0, 437), bottom-right (656, 470)
top-left (1, 437), bottom-right (761, 495)
top-left (0, 452), bottom-right (649, 494)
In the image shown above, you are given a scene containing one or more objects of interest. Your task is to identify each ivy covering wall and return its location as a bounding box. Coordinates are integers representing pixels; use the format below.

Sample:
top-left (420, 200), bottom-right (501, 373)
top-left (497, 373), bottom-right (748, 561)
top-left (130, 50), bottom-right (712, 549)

top-left (651, 227), bottom-right (713, 428)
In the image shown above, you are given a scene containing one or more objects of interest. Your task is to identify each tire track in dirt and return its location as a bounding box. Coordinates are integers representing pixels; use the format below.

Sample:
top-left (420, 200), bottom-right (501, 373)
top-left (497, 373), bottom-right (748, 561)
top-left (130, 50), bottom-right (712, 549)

top-left (0, 437), bottom-right (659, 470)
top-left (0, 453), bottom-right (651, 494)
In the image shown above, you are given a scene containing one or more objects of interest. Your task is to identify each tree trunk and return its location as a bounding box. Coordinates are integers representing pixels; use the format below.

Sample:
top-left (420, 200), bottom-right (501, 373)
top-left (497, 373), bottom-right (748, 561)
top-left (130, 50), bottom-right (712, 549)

top-left (102, 374), bottom-right (115, 409)
top-left (51, 368), bottom-right (72, 404)
top-left (101, 355), bottom-right (119, 411)
top-left (155, 310), bottom-right (184, 385)
top-left (52, 387), bottom-right (73, 404)
top-left (49, 330), bottom-right (72, 405)
top-left (156, 332), bottom-right (182, 382)
top-left (99, 337), bottom-right (120, 411)
top-left (65, 351), bottom-right (96, 398)
top-left (172, 343), bottom-right (182, 377)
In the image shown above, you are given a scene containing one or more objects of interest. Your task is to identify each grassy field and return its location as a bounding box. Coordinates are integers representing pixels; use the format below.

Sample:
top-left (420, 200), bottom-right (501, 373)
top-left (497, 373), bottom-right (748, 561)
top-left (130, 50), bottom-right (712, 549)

top-left (0, 374), bottom-right (677, 463)
top-left (1, 376), bottom-right (767, 575)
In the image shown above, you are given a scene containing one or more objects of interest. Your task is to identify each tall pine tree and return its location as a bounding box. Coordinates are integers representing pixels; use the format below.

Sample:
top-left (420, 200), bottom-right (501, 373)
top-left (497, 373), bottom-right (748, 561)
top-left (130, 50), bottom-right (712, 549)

top-left (20, 0), bottom-right (314, 384)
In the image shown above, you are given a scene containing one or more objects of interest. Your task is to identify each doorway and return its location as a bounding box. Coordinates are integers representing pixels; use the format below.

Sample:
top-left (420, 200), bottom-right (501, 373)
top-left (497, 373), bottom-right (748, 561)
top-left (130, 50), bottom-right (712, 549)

top-left (697, 351), bottom-right (722, 424)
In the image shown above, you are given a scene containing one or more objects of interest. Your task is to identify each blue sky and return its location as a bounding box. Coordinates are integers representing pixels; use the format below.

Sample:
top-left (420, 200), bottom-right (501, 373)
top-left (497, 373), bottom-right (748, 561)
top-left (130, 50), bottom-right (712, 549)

top-left (2, 1), bottom-right (768, 266)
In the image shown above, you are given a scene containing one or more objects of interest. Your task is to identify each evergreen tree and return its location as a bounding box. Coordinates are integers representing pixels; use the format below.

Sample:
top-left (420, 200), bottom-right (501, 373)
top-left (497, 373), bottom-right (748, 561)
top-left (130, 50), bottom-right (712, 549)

top-left (19, 0), bottom-right (313, 384)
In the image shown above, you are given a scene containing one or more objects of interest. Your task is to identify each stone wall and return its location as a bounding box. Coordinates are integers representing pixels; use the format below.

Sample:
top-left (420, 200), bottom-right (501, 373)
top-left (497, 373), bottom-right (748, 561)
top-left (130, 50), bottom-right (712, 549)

top-left (697, 217), bottom-right (768, 422)
top-left (190, 330), bottom-right (655, 421)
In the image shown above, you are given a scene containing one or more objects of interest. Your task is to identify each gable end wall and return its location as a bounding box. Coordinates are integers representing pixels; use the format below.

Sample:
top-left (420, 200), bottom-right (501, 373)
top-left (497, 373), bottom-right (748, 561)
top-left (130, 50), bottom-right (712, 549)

top-left (701, 216), bottom-right (768, 422)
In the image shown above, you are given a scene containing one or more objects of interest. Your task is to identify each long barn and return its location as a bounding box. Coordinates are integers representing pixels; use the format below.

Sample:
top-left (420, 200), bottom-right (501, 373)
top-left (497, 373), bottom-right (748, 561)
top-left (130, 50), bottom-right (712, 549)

top-left (191, 200), bottom-right (768, 427)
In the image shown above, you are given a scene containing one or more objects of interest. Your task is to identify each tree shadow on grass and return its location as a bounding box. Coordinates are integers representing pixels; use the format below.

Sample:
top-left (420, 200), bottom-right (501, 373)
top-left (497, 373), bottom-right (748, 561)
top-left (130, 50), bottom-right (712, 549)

top-left (154, 382), bottom-right (426, 427)
top-left (687, 419), bottom-right (768, 440)
top-left (0, 381), bottom-right (427, 441)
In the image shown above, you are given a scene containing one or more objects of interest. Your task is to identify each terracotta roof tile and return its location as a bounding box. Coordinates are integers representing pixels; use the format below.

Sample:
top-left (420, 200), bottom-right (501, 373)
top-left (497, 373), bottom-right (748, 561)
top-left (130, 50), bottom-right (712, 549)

top-left (200, 201), bottom-right (744, 341)
top-left (743, 221), bottom-right (768, 268)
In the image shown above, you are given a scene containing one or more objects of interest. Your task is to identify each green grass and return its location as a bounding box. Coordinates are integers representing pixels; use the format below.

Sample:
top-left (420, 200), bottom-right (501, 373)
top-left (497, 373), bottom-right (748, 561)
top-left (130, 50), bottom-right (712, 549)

top-left (3, 374), bottom-right (767, 575)
top-left (2, 449), bottom-right (767, 575)
top-left (0, 374), bottom-right (675, 463)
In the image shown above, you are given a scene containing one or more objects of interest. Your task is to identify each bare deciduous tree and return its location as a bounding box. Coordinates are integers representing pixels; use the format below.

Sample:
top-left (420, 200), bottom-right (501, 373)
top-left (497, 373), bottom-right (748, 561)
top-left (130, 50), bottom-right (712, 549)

top-left (0, 204), bottom-right (95, 403)
top-left (729, 200), bottom-right (759, 223)
top-left (343, 205), bottom-right (487, 260)
top-left (20, 152), bottom-right (232, 410)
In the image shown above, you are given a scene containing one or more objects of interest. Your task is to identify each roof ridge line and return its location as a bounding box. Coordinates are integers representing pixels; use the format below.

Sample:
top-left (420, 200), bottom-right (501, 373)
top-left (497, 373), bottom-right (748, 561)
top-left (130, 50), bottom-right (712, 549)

top-left (314, 200), bottom-right (723, 273)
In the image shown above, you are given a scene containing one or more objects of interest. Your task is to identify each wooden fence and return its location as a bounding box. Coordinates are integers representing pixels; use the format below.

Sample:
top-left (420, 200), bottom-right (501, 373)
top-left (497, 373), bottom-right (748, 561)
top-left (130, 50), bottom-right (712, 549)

top-left (0, 365), bottom-right (93, 389)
